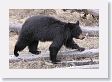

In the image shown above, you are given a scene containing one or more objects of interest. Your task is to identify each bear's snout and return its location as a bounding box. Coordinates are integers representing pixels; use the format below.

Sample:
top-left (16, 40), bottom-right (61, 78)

top-left (78, 34), bottom-right (85, 40)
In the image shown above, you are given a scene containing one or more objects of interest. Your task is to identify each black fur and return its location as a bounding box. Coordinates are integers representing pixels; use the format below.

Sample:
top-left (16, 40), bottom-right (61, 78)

top-left (14, 16), bottom-right (85, 64)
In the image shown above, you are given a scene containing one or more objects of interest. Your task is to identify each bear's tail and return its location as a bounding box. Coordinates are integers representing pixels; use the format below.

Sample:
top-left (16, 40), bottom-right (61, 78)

top-left (14, 45), bottom-right (19, 57)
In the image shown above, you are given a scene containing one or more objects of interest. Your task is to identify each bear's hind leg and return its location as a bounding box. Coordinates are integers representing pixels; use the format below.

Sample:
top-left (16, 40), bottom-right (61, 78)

top-left (28, 41), bottom-right (41, 55)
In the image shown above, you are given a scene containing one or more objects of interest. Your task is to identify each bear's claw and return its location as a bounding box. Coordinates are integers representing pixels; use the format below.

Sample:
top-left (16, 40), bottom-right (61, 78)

top-left (52, 59), bottom-right (61, 64)
top-left (78, 47), bottom-right (85, 51)
top-left (30, 51), bottom-right (41, 55)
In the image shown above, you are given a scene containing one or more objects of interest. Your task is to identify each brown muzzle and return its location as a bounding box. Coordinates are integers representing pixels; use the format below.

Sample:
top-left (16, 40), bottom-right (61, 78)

top-left (78, 34), bottom-right (85, 40)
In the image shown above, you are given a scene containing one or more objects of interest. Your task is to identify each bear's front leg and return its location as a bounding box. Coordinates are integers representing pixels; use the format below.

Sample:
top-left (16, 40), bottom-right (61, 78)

top-left (49, 38), bottom-right (64, 64)
top-left (49, 46), bottom-right (61, 64)
top-left (64, 38), bottom-right (85, 51)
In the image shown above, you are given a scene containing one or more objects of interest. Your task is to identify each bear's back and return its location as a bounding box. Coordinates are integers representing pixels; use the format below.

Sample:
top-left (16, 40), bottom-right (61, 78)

top-left (20, 16), bottom-right (67, 41)
top-left (25, 16), bottom-right (62, 26)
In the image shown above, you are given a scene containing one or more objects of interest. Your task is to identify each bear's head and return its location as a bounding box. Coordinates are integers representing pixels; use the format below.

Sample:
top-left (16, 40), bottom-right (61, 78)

top-left (66, 21), bottom-right (85, 40)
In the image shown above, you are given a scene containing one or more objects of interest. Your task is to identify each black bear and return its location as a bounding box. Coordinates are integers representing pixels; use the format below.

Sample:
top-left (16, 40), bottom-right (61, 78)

top-left (14, 16), bottom-right (85, 64)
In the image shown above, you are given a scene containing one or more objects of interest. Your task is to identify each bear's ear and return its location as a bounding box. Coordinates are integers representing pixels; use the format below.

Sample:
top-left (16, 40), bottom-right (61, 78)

top-left (75, 21), bottom-right (79, 25)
